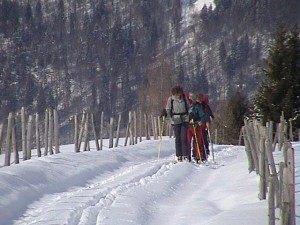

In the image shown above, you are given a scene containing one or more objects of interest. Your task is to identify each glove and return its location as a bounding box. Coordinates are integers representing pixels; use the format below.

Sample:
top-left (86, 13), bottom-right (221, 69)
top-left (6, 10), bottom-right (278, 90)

top-left (160, 109), bottom-right (167, 118)
top-left (189, 112), bottom-right (195, 121)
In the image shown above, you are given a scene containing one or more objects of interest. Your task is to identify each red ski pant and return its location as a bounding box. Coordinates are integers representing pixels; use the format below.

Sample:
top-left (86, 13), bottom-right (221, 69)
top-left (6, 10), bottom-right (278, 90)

top-left (198, 124), bottom-right (207, 160)
top-left (186, 125), bottom-right (204, 160)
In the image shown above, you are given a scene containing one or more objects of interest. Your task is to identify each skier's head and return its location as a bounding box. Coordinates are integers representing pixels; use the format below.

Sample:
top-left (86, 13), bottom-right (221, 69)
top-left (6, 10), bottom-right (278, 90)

top-left (195, 93), bottom-right (204, 103)
top-left (189, 93), bottom-right (196, 103)
top-left (171, 85), bottom-right (183, 98)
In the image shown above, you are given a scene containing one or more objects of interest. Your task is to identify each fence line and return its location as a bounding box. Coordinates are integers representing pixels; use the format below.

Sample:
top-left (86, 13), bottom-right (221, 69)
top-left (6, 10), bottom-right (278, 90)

top-left (242, 115), bottom-right (296, 225)
top-left (1, 108), bottom-right (172, 167)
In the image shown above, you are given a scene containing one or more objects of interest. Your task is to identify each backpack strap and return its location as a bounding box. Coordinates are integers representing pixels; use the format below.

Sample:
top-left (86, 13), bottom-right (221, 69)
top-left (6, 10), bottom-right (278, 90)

top-left (170, 99), bottom-right (174, 117)
top-left (183, 94), bottom-right (189, 113)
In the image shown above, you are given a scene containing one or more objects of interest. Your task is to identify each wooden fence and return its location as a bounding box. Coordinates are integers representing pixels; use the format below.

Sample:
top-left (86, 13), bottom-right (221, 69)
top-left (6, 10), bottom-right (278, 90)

top-left (242, 115), bottom-right (296, 225)
top-left (0, 107), bottom-right (173, 167)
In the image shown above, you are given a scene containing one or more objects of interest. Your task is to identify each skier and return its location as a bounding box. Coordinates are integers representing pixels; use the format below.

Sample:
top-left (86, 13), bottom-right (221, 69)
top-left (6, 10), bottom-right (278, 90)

top-left (201, 95), bottom-right (214, 156)
top-left (164, 85), bottom-right (190, 162)
top-left (187, 93), bottom-right (208, 163)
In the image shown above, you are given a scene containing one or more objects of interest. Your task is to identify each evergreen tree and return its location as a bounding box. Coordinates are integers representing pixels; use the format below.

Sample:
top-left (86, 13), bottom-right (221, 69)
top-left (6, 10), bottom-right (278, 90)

top-left (286, 24), bottom-right (300, 127)
top-left (219, 40), bottom-right (227, 64)
top-left (227, 91), bottom-right (248, 143)
top-left (255, 25), bottom-right (300, 127)
top-left (215, 91), bottom-right (248, 144)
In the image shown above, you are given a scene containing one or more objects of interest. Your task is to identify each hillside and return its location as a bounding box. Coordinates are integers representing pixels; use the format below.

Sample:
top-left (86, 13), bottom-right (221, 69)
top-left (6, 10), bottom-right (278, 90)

top-left (0, 0), bottom-right (299, 143)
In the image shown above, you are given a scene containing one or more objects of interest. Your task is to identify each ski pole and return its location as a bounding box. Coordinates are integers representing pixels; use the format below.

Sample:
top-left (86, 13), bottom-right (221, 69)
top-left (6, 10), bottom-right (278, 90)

top-left (207, 128), bottom-right (215, 162)
top-left (157, 116), bottom-right (165, 159)
top-left (192, 121), bottom-right (202, 163)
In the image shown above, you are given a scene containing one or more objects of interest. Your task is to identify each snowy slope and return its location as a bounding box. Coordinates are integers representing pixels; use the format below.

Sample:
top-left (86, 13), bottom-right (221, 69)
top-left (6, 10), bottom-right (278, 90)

top-left (0, 138), bottom-right (299, 225)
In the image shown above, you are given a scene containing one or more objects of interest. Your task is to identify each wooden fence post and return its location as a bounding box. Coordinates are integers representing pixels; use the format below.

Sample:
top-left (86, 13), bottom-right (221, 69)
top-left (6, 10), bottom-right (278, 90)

top-left (281, 146), bottom-right (295, 225)
top-left (139, 111), bottom-right (142, 142)
top-left (268, 175), bottom-right (276, 225)
top-left (269, 121), bottom-right (274, 146)
top-left (129, 111), bottom-right (134, 145)
top-left (252, 120), bottom-right (260, 152)
top-left (124, 116), bottom-right (129, 146)
top-left (150, 115), bottom-right (155, 140)
top-left (154, 116), bottom-right (159, 140)
top-left (109, 116), bottom-right (114, 148)
top-left (266, 136), bottom-right (280, 208)
top-left (35, 113), bottom-right (41, 157)
top-left (114, 114), bottom-right (121, 147)
top-left (258, 126), bottom-right (267, 200)
top-left (243, 120), bottom-right (259, 173)
top-left (12, 116), bottom-right (18, 164)
top-left (74, 114), bottom-right (79, 152)
top-left (278, 114), bottom-right (285, 151)
top-left (54, 109), bottom-right (60, 154)
top-left (21, 107), bottom-right (27, 160)
top-left (279, 162), bottom-right (285, 210)
top-left (144, 113), bottom-right (150, 140)
top-left (243, 126), bottom-right (254, 173)
top-left (272, 125), bottom-right (279, 152)
top-left (48, 109), bottom-right (54, 155)
top-left (44, 109), bottom-right (49, 156)
top-left (83, 113), bottom-right (89, 151)
top-left (125, 111), bottom-right (133, 145)
top-left (99, 111), bottom-right (104, 150)
top-left (77, 112), bottom-right (87, 151)
top-left (288, 119), bottom-right (293, 141)
top-left (0, 122), bottom-right (4, 154)
top-left (134, 111), bottom-right (137, 144)
top-left (26, 115), bottom-right (33, 159)
top-left (158, 117), bottom-right (162, 137)
top-left (4, 112), bottom-right (13, 166)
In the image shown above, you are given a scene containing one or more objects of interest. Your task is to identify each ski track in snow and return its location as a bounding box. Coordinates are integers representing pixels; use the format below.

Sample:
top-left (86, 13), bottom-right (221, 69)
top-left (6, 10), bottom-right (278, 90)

top-left (11, 145), bottom-right (236, 225)
top-left (12, 156), bottom-right (176, 225)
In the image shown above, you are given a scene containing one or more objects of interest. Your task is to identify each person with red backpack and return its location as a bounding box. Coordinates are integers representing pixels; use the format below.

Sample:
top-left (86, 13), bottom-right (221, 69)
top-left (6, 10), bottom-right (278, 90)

top-left (163, 85), bottom-right (190, 162)
top-left (201, 95), bottom-right (214, 156)
top-left (187, 93), bottom-right (208, 163)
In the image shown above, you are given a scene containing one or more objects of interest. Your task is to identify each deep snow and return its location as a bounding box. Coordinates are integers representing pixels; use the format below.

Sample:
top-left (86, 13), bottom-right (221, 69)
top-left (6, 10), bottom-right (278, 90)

top-left (1, 137), bottom-right (298, 225)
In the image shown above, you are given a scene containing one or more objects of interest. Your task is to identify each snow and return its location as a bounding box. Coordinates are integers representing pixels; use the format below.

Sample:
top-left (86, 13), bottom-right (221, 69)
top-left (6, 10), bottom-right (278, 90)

top-left (194, 0), bottom-right (215, 11)
top-left (181, 0), bottom-right (215, 28)
top-left (0, 137), bottom-right (299, 225)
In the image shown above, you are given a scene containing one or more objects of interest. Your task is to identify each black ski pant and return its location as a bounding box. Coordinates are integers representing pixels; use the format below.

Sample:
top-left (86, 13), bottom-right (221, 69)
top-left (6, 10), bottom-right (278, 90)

top-left (173, 122), bottom-right (188, 157)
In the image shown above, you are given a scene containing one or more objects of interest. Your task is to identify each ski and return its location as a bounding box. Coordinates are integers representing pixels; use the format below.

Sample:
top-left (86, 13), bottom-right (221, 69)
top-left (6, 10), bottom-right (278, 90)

top-left (191, 159), bottom-right (224, 169)
top-left (170, 156), bottom-right (224, 169)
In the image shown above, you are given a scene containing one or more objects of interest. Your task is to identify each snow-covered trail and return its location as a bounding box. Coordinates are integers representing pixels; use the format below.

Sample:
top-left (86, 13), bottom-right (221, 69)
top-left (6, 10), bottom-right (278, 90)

top-left (0, 138), bottom-right (268, 225)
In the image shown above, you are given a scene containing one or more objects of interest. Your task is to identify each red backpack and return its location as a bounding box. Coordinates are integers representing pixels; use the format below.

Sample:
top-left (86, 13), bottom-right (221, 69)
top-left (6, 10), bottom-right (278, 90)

top-left (202, 95), bottom-right (209, 105)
